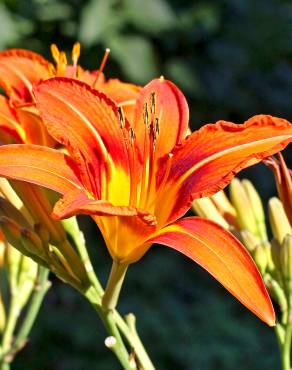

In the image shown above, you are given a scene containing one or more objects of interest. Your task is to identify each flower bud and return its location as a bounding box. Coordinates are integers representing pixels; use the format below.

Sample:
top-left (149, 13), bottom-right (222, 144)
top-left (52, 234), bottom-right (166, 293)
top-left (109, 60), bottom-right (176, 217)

top-left (269, 197), bottom-right (291, 243)
top-left (241, 179), bottom-right (267, 241)
top-left (20, 228), bottom-right (46, 259)
top-left (229, 179), bottom-right (258, 236)
top-left (240, 230), bottom-right (260, 253)
top-left (192, 198), bottom-right (229, 229)
top-left (0, 216), bottom-right (22, 252)
top-left (254, 242), bottom-right (268, 275)
top-left (280, 234), bottom-right (292, 293)
top-left (34, 223), bottom-right (50, 245)
top-left (211, 190), bottom-right (238, 228)
top-left (271, 238), bottom-right (282, 272)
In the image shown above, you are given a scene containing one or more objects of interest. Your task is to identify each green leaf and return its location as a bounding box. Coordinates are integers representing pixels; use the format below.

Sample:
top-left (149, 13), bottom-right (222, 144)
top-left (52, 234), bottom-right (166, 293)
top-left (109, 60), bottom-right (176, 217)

top-left (124, 0), bottom-right (177, 34)
top-left (79, 0), bottom-right (123, 46)
top-left (107, 35), bottom-right (158, 83)
top-left (0, 4), bottom-right (19, 48)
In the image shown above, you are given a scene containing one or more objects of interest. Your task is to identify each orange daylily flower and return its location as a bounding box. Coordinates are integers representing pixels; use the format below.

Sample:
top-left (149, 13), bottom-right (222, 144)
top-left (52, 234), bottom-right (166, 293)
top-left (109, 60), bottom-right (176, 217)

top-left (0, 77), bottom-right (291, 326)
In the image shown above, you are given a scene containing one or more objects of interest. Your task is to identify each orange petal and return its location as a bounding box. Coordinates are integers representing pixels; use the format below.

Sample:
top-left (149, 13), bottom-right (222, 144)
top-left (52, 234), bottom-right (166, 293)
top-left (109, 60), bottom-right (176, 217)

top-left (133, 78), bottom-right (189, 160)
top-left (16, 105), bottom-right (56, 147)
top-left (34, 77), bottom-right (131, 201)
top-left (0, 49), bottom-right (51, 104)
top-left (157, 115), bottom-right (292, 224)
top-left (0, 96), bottom-right (24, 142)
top-left (101, 79), bottom-right (141, 122)
top-left (0, 144), bottom-right (82, 194)
top-left (148, 217), bottom-right (275, 326)
top-left (52, 190), bottom-right (154, 220)
top-left (53, 190), bottom-right (157, 263)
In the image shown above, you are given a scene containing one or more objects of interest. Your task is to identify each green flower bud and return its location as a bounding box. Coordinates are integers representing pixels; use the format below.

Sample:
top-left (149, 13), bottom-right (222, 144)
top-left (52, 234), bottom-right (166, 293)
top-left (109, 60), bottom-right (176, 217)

top-left (271, 238), bottom-right (282, 272)
top-left (241, 179), bottom-right (267, 240)
top-left (20, 228), bottom-right (46, 259)
top-left (269, 197), bottom-right (291, 243)
top-left (280, 234), bottom-right (292, 294)
top-left (240, 230), bottom-right (260, 253)
top-left (192, 198), bottom-right (229, 229)
top-left (254, 243), bottom-right (268, 275)
top-left (229, 179), bottom-right (258, 236)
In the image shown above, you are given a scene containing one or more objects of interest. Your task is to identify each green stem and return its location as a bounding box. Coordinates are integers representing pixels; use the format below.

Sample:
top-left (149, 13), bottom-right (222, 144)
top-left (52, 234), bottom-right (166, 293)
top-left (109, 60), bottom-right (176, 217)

top-left (0, 299), bottom-right (21, 369)
top-left (102, 261), bottom-right (128, 310)
top-left (10, 267), bottom-right (50, 357)
top-left (276, 323), bottom-right (292, 370)
top-left (0, 267), bottom-right (50, 369)
top-left (114, 312), bottom-right (155, 370)
top-left (85, 291), bottom-right (135, 370)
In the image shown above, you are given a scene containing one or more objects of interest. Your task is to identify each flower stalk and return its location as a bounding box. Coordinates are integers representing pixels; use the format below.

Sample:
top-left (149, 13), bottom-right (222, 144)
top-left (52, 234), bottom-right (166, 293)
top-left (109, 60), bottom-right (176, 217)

top-left (102, 261), bottom-right (128, 311)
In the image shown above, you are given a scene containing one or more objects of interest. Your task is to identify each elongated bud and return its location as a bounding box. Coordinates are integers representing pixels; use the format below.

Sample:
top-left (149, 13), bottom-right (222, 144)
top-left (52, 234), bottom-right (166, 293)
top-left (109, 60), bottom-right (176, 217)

top-left (254, 243), bottom-right (268, 275)
top-left (192, 198), bottom-right (229, 229)
top-left (211, 190), bottom-right (238, 228)
top-left (0, 216), bottom-right (21, 249)
top-left (271, 239), bottom-right (282, 272)
top-left (229, 179), bottom-right (258, 236)
top-left (0, 196), bottom-right (31, 228)
top-left (280, 234), bottom-right (292, 293)
top-left (264, 274), bottom-right (287, 313)
top-left (240, 230), bottom-right (261, 253)
top-left (241, 179), bottom-right (267, 240)
top-left (269, 197), bottom-right (291, 243)
top-left (20, 228), bottom-right (46, 259)
top-left (34, 223), bottom-right (50, 244)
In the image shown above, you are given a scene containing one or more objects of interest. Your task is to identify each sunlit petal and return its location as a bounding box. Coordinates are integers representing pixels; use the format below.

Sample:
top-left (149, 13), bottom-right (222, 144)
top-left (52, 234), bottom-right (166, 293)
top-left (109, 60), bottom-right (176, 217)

top-left (148, 217), bottom-right (275, 326)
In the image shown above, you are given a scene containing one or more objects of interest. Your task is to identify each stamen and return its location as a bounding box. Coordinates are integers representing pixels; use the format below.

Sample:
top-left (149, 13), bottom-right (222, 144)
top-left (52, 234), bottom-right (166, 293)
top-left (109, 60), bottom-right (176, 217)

top-left (50, 44), bottom-right (60, 64)
top-left (117, 107), bottom-right (125, 129)
top-left (129, 127), bottom-right (135, 143)
top-left (98, 48), bottom-right (110, 74)
top-left (57, 51), bottom-right (68, 76)
top-left (143, 103), bottom-right (149, 126)
top-left (92, 48), bottom-right (111, 87)
top-left (150, 92), bottom-right (156, 114)
top-left (159, 75), bottom-right (165, 82)
top-left (154, 117), bottom-right (160, 140)
top-left (72, 42), bottom-right (81, 66)
top-left (127, 127), bottom-right (138, 205)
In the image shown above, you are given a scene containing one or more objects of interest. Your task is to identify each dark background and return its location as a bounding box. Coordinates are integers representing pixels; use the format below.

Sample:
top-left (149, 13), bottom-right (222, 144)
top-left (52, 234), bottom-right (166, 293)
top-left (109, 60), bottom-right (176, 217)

top-left (1, 0), bottom-right (292, 369)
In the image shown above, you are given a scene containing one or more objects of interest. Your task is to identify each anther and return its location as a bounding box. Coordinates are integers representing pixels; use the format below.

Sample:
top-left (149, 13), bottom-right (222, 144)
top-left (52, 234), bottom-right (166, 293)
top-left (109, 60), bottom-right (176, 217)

top-left (143, 103), bottom-right (149, 126)
top-left (117, 107), bottom-right (125, 128)
top-left (150, 92), bottom-right (156, 114)
top-left (129, 127), bottom-right (135, 142)
top-left (155, 117), bottom-right (160, 135)
top-left (72, 42), bottom-right (81, 65)
top-left (50, 44), bottom-right (60, 63)
top-left (59, 51), bottom-right (67, 65)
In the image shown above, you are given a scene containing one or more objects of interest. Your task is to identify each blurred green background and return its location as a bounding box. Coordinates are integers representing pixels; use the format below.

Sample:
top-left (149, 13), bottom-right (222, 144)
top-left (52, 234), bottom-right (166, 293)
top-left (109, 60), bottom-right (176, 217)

top-left (0, 0), bottom-right (292, 368)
